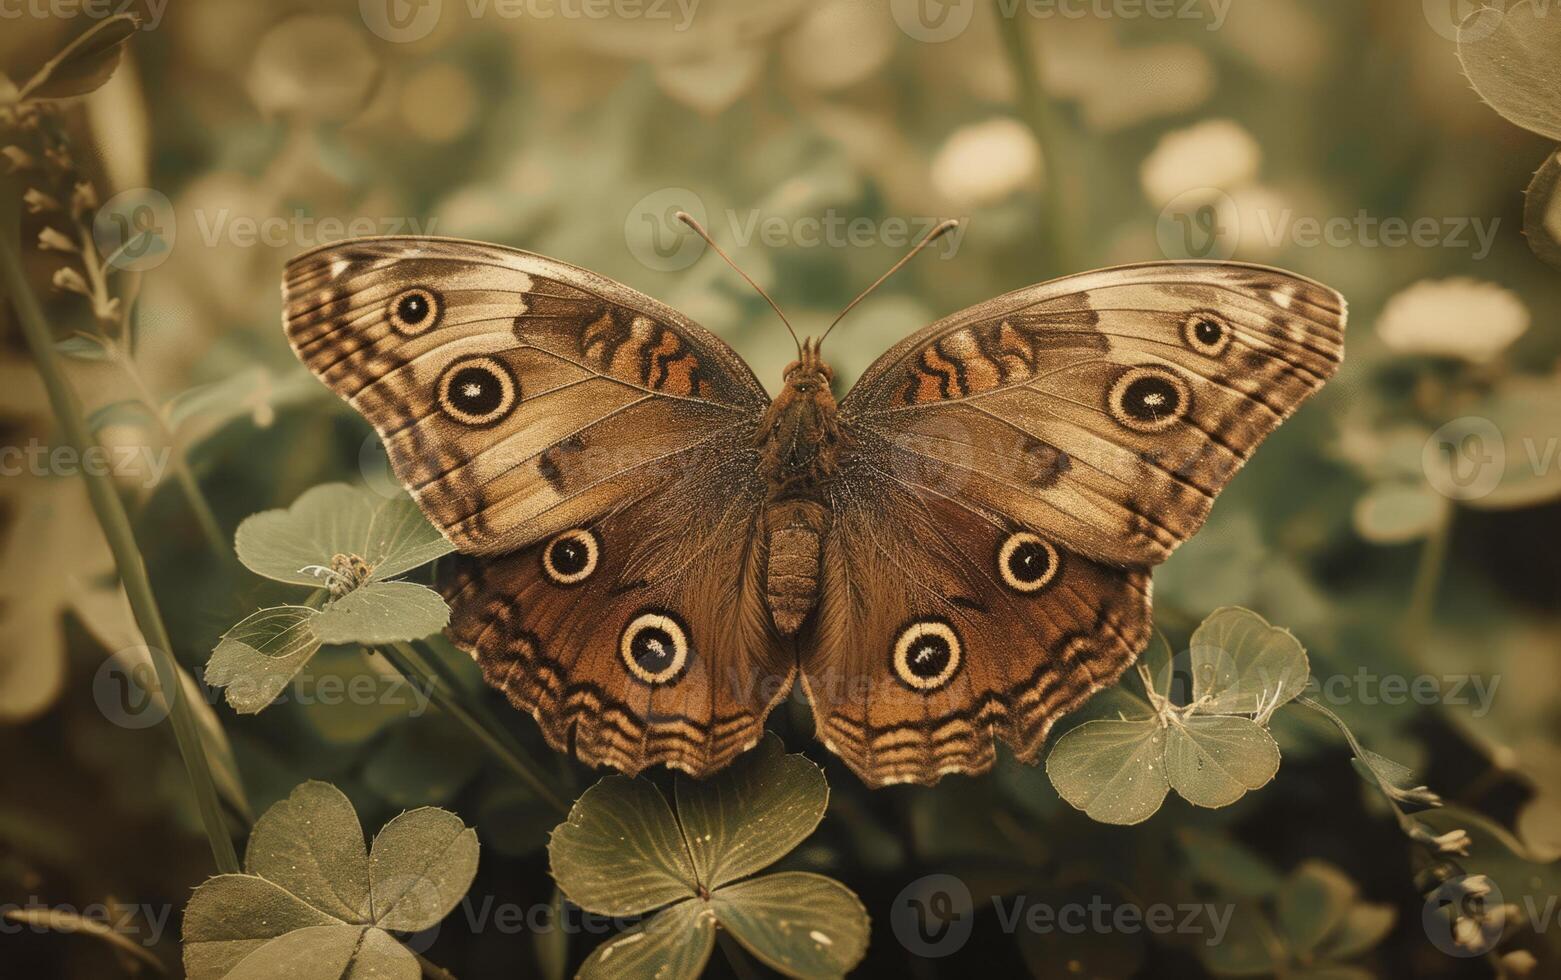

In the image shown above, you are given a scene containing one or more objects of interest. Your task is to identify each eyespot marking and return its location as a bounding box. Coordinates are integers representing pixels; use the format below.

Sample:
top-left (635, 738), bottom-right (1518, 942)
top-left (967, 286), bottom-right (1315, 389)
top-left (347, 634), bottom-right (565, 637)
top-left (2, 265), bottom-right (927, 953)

top-left (1182, 311), bottom-right (1231, 357)
top-left (541, 528), bottom-right (598, 586)
top-left (997, 532), bottom-right (1060, 593)
top-left (437, 356), bottom-right (518, 427)
top-left (891, 619), bottom-right (963, 692)
top-left (1107, 365), bottom-right (1191, 434)
top-left (619, 610), bottom-right (691, 686)
top-left (389, 287), bottom-right (442, 336)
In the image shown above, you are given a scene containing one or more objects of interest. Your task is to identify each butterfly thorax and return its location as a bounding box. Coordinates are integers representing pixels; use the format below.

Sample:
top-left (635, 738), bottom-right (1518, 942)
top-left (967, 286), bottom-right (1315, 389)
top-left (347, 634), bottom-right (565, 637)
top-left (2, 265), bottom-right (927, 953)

top-left (755, 338), bottom-right (845, 635)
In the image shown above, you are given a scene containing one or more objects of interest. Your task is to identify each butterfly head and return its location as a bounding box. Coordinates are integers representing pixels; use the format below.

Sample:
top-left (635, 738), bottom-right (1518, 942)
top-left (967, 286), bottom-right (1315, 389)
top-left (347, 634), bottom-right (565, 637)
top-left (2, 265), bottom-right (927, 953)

top-left (783, 336), bottom-right (835, 394)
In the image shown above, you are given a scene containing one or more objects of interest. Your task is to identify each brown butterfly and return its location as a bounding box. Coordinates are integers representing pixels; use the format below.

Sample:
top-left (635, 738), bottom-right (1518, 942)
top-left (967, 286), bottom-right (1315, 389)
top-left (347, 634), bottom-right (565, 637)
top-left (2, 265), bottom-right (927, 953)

top-left (283, 223), bottom-right (1345, 788)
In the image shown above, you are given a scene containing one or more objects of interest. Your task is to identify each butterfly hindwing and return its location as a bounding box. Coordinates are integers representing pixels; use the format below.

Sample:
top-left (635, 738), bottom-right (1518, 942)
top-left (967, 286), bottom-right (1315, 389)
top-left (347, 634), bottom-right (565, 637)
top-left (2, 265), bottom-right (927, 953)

top-left (802, 487), bottom-right (1151, 787)
top-left (439, 467), bottom-right (794, 777)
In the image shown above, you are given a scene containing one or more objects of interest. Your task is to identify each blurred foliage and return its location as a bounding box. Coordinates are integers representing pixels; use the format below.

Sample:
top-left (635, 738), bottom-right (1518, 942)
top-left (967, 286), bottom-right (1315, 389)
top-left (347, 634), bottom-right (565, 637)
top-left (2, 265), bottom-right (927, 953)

top-left (4, 0), bottom-right (1561, 977)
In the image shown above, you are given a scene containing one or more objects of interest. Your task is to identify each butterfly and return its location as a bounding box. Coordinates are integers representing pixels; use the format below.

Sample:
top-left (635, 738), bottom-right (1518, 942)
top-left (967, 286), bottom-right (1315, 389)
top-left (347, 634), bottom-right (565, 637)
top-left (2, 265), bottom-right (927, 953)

top-left (283, 228), bottom-right (1345, 788)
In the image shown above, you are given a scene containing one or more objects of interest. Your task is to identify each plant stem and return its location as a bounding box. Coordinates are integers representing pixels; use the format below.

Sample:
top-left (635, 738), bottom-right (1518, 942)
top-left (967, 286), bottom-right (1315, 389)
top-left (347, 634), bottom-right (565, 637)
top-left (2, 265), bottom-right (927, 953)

top-left (1404, 509), bottom-right (1454, 652)
top-left (716, 930), bottom-right (763, 980)
top-left (1, 214), bottom-right (240, 874)
top-left (380, 641), bottom-right (569, 814)
top-left (415, 951), bottom-right (458, 980)
top-left (995, 4), bottom-right (1073, 275)
top-left (105, 341), bottom-right (230, 563)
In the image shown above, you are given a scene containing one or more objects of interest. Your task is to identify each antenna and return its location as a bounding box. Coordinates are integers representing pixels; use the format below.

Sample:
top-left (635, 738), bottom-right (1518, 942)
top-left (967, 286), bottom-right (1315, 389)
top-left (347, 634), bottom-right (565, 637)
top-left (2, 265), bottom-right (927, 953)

top-left (818, 218), bottom-right (959, 347)
top-left (675, 211), bottom-right (801, 356)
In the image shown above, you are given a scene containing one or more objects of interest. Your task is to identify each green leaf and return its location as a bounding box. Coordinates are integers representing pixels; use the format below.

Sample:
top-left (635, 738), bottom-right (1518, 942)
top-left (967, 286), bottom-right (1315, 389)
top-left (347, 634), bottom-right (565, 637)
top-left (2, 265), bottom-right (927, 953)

top-left (549, 776), bottom-right (698, 916)
top-left (312, 582), bottom-right (450, 645)
top-left (1189, 607), bottom-right (1310, 720)
top-left (577, 900), bottom-right (715, 980)
top-left (1462, 376), bottom-right (1561, 510)
top-left (1524, 149), bottom-right (1561, 271)
top-left (1046, 719), bottom-right (1170, 826)
top-left (365, 721), bottom-right (481, 807)
top-left (223, 925), bottom-right (417, 980)
top-left (1276, 861), bottom-right (1357, 958)
top-left (1200, 902), bottom-right (1284, 977)
top-left (1314, 903), bottom-right (1396, 961)
top-left (1353, 482), bottom-right (1448, 544)
top-left (234, 484), bottom-right (452, 587)
top-left (206, 606), bottom-right (321, 714)
top-left (712, 872), bottom-right (870, 978)
top-left (1458, 0), bottom-right (1561, 139)
top-left (182, 875), bottom-right (339, 980)
top-left (1165, 716), bottom-right (1281, 809)
top-left (675, 734), bottom-right (827, 889)
top-left (16, 14), bottom-right (140, 102)
top-left (367, 807), bottom-right (480, 932)
top-left (1176, 827), bottom-right (1284, 897)
top-left (243, 781), bottom-right (370, 923)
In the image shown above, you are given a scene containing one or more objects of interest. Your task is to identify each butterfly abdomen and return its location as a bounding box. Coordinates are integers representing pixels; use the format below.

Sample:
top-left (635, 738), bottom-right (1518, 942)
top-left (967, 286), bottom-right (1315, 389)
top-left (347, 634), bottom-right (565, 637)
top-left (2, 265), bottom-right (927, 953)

top-left (763, 499), bottom-right (827, 635)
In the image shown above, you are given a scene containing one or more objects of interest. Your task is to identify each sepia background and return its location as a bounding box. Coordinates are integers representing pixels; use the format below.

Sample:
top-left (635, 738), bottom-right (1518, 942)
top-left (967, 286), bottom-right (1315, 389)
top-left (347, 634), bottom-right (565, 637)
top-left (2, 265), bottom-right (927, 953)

top-left (2, 0), bottom-right (1560, 976)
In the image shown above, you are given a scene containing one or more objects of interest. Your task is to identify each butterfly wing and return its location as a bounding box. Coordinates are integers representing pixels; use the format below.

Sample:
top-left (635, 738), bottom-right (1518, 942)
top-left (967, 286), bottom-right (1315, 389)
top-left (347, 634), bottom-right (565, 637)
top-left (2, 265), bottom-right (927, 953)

top-left (285, 237), bottom-right (791, 776)
top-left (805, 262), bottom-right (1345, 786)
top-left (284, 236), bottom-right (769, 555)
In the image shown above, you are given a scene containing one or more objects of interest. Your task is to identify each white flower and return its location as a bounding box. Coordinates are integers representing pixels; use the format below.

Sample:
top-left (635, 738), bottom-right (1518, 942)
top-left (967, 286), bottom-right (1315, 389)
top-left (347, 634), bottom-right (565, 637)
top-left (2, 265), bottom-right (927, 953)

top-left (1140, 119), bottom-right (1262, 207)
top-left (1376, 278), bottom-right (1529, 363)
top-left (930, 118), bottom-right (1042, 208)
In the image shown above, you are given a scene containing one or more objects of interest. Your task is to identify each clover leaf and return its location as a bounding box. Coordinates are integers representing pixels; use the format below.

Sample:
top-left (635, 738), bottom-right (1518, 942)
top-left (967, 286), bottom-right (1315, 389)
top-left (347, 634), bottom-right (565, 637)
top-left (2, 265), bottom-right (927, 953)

top-left (548, 734), bottom-right (869, 979)
top-left (234, 483), bottom-right (452, 587)
top-left (182, 781), bottom-right (478, 980)
top-left (1046, 607), bottom-right (1308, 825)
top-left (1457, 1), bottom-right (1561, 142)
top-left (1200, 861), bottom-right (1396, 978)
top-left (207, 485), bottom-right (454, 713)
